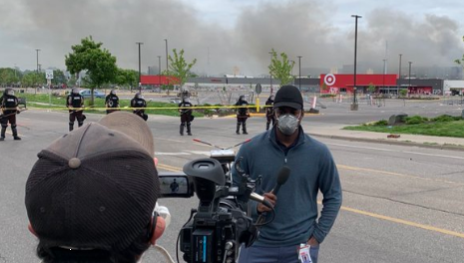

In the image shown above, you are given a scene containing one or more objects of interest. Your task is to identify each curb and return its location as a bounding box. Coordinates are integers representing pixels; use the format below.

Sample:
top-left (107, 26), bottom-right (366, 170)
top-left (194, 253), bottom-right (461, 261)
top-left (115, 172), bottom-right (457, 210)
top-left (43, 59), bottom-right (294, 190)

top-left (308, 133), bottom-right (464, 152)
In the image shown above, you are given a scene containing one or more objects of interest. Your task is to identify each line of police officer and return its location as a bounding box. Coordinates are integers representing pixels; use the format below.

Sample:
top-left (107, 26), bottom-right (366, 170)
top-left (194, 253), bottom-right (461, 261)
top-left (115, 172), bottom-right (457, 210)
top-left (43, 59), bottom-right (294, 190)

top-left (1, 89), bottom-right (276, 140)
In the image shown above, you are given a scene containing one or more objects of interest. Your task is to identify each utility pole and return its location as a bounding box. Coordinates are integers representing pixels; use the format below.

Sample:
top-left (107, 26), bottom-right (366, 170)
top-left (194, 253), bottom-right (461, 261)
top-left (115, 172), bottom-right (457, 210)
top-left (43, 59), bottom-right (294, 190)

top-left (158, 55), bottom-right (161, 89)
top-left (398, 53), bottom-right (402, 96)
top-left (165, 39), bottom-right (169, 91)
top-left (136, 42), bottom-right (143, 92)
top-left (298, 56), bottom-right (302, 91)
top-left (269, 51), bottom-right (273, 94)
top-left (36, 49), bottom-right (40, 73)
top-left (383, 59), bottom-right (387, 95)
top-left (408, 61), bottom-right (412, 92)
top-left (351, 15), bottom-right (362, 111)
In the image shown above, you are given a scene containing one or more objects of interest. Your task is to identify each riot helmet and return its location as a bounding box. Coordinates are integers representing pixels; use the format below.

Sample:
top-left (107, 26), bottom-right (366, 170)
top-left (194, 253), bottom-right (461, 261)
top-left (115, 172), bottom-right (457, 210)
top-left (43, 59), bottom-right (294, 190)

top-left (72, 88), bottom-right (79, 95)
top-left (110, 89), bottom-right (116, 95)
top-left (5, 88), bottom-right (14, 96)
top-left (135, 92), bottom-right (143, 99)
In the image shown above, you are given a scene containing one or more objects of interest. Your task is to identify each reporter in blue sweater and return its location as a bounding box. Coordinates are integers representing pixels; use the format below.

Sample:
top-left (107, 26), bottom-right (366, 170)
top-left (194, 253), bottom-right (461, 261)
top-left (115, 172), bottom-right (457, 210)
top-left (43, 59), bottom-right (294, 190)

top-left (233, 85), bottom-right (342, 263)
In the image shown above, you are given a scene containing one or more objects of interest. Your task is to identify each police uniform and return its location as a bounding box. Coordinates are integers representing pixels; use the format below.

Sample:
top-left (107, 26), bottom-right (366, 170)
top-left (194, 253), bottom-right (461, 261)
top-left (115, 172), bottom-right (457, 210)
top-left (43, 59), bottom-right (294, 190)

top-left (178, 99), bottom-right (193, 136)
top-left (265, 95), bottom-right (275, 131)
top-left (105, 92), bottom-right (119, 114)
top-left (66, 90), bottom-right (85, 131)
top-left (131, 93), bottom-right (148, 121)
top-left (235, 96), bottom-right (249, 135)
top-left (0, 89), bottom-right (21, 141)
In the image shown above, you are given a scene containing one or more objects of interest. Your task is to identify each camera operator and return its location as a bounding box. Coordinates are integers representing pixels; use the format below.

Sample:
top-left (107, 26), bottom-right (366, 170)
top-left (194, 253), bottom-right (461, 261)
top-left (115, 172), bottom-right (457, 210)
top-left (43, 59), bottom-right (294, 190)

top-left (25, 112), bottom-right (166, 263)
top-left (232, 85), bottom-right (342, 263)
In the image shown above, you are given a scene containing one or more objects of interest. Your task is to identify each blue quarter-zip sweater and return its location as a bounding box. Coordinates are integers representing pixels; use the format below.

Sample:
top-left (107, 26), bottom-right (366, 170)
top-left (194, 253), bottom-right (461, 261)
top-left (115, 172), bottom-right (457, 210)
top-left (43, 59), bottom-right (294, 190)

top-left (232, 126), bottom-right (342, 246)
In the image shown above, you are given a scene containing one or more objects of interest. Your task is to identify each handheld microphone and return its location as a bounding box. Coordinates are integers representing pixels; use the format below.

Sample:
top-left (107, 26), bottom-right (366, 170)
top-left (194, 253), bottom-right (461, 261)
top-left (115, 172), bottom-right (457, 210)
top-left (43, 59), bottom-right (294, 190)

top-left (272, 166), bottom-right (291, 195)
top-left (256, 166), bottom-right (291, 225)
top-left (249, 192), bottom-right (273, 208)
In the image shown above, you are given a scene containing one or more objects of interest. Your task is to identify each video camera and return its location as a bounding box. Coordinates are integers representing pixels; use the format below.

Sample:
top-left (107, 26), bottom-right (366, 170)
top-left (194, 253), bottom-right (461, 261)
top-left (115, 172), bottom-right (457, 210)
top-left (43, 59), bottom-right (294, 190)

top-left (158, 154), bottom-right (263, 263)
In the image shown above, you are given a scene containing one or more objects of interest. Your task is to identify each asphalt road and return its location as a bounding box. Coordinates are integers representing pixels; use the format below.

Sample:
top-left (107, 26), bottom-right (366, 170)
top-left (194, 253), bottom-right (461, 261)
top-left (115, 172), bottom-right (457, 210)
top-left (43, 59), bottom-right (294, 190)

top-left (1, 108), bottom-right (463, 263)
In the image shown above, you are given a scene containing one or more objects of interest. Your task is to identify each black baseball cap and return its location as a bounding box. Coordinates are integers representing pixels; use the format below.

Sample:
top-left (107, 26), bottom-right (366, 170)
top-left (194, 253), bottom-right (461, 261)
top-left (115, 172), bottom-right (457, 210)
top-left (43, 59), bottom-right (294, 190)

top-left (273, 85), bottom-right (303, 110)
top-left (25, 112), bottom-right (159, 251)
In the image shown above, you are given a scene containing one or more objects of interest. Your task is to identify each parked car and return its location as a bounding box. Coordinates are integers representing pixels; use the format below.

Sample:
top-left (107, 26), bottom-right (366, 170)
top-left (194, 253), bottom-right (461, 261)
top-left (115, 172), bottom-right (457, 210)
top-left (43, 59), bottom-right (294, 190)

top-left (79, 89), bottom-right (105, 99)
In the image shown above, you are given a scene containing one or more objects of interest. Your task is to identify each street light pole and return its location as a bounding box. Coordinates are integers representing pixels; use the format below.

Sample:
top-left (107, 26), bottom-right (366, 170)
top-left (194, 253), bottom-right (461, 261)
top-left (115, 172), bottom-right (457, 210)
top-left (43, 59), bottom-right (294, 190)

top-left (136, 42), bottom-right (143, 92)
top-left (351, 15), bottom-right (362, 111)
top-left (398, 53), bottom-right (402, 96)
top-left (269, 51), bottom-right (273, 94)
top-left (158, 55), bottom-right (161, 88)
top-left (36, 49), bottom-right (40, 73)
top-left (408, 61), bottom-right (412, 93)
top-left (383, 59), bottom-right (386, 95)
top-left (165, 39), bottom-right (169, 91)
top-left (298, 56), bottom-right (302, 91)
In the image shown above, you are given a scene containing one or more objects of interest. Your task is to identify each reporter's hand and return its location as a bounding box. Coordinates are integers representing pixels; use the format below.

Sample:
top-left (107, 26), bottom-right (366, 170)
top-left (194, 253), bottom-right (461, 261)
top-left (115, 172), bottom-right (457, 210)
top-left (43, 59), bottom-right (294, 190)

top-left (257, 192), bottom-right (277, 213)
top-left (307, 236), bottom-right (319, 246)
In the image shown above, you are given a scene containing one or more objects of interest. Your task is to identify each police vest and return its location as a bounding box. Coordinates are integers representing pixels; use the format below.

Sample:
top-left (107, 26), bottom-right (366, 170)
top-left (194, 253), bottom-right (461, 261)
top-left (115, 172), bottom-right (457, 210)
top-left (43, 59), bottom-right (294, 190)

top-left (179, 101), bottom-right (193, 114)
top-left (69, 95), bottom-right (83, 108)
top-left (237, 102), bottom-right (248, 115)
top-left (133, 99), bottom-right (146, 107)
top-left (4, 96), bottom-right (17, 108)
top-left (107, 95), bottom-right (119, 107)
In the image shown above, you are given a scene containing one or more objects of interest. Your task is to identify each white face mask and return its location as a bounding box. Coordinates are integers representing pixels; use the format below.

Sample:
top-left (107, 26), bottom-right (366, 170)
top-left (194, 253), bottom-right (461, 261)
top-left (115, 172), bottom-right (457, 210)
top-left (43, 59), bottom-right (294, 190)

top-left (276, 114), bottom-right (300, 135)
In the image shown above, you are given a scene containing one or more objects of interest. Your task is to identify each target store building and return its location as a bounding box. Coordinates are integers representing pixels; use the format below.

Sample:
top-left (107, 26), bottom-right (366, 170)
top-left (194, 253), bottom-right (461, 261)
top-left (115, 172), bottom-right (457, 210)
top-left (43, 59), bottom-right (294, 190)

top-left (319, 74), bottom-right (400, 94)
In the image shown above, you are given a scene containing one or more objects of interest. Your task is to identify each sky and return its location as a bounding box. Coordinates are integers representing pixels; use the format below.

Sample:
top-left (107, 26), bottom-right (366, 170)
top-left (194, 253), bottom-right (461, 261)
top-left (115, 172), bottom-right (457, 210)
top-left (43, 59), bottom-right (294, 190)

top-left (0, 0), bottom-right (463, 76)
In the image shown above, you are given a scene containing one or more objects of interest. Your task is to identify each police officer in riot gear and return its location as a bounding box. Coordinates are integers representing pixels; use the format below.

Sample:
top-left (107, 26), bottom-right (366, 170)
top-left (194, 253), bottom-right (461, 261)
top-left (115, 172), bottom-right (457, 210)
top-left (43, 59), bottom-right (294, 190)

top-left (265, 94), bottom-right (275, 130)
top-left (66, 88), bottom-right (85, 132)
top-left (235, 95), bottom-right (249, 135)
top-left (178, 95), bottom-right (193, 136)
top-left (105, 89), bottom-right (119, 114)
top-left (0, 88), bottom-right (21, 141)
top-left (131, 92), bottom-right (148, 121)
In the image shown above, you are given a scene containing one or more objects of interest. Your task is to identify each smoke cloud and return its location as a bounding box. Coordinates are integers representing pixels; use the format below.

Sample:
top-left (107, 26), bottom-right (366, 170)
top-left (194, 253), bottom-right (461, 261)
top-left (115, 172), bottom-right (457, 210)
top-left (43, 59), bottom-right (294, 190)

top-left (0, 0), bottom-right (462, 76)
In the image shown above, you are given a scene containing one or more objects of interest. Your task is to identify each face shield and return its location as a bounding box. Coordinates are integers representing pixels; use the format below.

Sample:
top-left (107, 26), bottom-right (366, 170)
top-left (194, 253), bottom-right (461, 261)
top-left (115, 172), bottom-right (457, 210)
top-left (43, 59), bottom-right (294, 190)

top-left (6, 89), bottom-right (14, 96)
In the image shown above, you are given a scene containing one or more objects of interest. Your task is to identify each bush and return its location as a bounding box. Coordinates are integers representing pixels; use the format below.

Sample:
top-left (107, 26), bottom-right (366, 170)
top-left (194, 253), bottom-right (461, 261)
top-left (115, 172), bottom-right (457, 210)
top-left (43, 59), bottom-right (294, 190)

top-left (431, 115), bottom-right (461, 122)
top-left (405, 115), bottom-right (428, 125)
top-left (373, 120), bottom-right (388, 126)
top-left (320, 94), bottom-right (336, 98)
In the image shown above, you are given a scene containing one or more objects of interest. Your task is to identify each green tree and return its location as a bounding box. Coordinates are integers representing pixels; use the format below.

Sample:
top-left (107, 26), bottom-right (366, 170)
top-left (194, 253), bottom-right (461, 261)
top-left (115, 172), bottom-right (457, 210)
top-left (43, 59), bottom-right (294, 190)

top-left (167, 49), bottom-right (197, 91)
top-left (0, 68), bottom-right (20, 87)
top-left (321, 83), bottom-right (328, 93)
top-left (455, 36), bottom-right (464, 77)
top-left (65, 36), bottom-right (118, 105)
top-left (368, 83), bottom-right (376, 94)
top-left (400, 89), bottom-right (408, 106)
top-left (115, 68), bottom-right (138, 90)
top-left (51, 69), bottom-right (67, 86)
top-left (21, 71), bottom-right (46, 92)
top-left (268, 49), bottom-right (295, 87)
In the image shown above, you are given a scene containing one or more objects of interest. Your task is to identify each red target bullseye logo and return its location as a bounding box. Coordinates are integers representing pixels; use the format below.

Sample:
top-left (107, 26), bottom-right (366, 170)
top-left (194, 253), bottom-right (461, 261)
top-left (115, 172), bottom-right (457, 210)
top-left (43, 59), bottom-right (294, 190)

top-left (324, 74), bottom-right (336, 86)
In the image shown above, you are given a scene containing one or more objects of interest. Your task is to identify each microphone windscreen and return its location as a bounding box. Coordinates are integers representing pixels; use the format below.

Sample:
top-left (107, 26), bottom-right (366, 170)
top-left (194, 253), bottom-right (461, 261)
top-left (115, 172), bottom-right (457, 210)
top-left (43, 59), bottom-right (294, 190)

top-left (277, 166), bottom-right (291, 186)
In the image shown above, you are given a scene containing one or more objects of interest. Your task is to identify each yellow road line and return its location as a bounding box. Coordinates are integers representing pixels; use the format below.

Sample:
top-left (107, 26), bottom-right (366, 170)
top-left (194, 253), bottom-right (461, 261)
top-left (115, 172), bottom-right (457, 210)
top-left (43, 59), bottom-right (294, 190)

top-left (157, 163), bottom-right (182, 172)
top-left (337, 164), bottom-right (464, 186)
top-left (159, 162), bottom-right (464, 239)
top-left (340, 205), bottom-right (464, 239)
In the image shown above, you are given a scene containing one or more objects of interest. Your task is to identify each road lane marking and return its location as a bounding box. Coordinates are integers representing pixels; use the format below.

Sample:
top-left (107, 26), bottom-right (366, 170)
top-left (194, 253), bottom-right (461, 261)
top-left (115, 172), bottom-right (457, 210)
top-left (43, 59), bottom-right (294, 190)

top-left (157, 163), bottom-right (464, 239)
top-left (326, 142), bottom-right (464, 160)
top-left (337, 164), bottom-right (464, 186)
top-left (340, 205), bottom-right (464, 239)
top-left (157, 163), bottom-right (182, 172)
